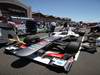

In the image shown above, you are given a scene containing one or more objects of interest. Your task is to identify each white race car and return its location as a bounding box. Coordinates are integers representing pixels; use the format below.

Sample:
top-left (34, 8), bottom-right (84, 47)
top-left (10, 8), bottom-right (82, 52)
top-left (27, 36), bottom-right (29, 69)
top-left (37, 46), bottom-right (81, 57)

top-left (52, 27), bottom-right (79, 38)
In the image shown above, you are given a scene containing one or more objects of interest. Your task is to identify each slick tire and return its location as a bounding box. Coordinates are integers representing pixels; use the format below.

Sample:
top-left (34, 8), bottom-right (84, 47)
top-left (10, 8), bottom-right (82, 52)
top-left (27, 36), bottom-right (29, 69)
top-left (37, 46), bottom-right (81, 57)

top-left (65, 42), bottom-right (80, 54)
top-left (78, 31), bottom-right (85, 36)
top-left (23, 35), bottom-right (40, 45)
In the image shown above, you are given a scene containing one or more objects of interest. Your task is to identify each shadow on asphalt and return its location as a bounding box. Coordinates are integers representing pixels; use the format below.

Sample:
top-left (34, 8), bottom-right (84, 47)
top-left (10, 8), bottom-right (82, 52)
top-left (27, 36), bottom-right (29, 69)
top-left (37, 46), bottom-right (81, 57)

top-left (32, 60), bottom-right (68, 73)
top-left (11, 58), bottom-right (68, 73)
top-left (46, 65), bottom-right (69, 73)
top-left (11, 58), bottom-right (32, 68)
top-left (4, 50), bottom-right (68, 73)
top-left (81, 48), bottom-right (97, 54)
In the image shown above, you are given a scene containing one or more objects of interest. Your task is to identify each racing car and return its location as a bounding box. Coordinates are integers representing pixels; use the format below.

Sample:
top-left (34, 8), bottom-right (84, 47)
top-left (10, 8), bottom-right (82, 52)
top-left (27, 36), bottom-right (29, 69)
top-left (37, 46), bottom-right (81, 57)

top-left (4, 28), bottom-right (85, 72)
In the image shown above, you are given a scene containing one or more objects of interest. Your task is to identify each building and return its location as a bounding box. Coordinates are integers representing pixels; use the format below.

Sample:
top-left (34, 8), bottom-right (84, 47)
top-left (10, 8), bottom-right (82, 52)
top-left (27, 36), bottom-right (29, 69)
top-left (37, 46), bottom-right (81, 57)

top-left (0, 0), bottom-right (32, 18)
top-left (32, 12), bottom-right (61, 22)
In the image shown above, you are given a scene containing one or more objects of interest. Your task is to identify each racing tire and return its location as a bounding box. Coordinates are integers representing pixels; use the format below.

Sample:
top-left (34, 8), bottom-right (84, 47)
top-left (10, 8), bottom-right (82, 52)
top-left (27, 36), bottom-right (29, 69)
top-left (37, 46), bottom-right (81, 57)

top-left (78, 31), bottom-right (85, 36)
top-left (23, 35), bottom-right (40, 45)
top-left (65, 42), bottom-right (80, 54)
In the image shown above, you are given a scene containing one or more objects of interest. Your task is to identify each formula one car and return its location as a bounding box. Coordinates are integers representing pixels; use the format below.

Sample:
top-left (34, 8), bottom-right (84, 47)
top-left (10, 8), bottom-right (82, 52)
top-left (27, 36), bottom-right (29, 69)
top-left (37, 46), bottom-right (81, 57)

top-left (52, 27), bottom-right (80, 38)
top-left (5, 28), bottom-right (85, 72)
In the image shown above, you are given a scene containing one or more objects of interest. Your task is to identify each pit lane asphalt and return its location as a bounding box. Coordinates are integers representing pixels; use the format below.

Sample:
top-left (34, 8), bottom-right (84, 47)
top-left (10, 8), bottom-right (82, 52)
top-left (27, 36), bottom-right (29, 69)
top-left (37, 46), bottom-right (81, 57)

top-left (0, 27), bottom-right (100, 75)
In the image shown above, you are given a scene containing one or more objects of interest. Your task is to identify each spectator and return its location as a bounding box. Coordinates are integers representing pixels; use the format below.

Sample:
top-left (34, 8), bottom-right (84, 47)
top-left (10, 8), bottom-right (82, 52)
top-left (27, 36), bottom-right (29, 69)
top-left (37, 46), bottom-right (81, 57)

top-left (0, 16), bottom-right (25, 47)
top-left (61, 22), bottom-right (69, 31)
top-left (48, 22), bottom-right (56, 37)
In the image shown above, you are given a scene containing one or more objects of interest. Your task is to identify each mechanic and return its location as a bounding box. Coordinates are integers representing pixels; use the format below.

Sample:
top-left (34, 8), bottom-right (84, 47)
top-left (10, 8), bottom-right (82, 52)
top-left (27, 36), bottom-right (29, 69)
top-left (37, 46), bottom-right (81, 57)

top-left (0, 16), bottom-right (25, 47)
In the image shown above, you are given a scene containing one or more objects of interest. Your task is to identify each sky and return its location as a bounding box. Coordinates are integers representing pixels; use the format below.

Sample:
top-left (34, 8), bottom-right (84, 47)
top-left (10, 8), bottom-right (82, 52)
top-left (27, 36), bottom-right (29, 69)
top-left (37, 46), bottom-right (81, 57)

top-left (21, 0), bottom-right (100, 22)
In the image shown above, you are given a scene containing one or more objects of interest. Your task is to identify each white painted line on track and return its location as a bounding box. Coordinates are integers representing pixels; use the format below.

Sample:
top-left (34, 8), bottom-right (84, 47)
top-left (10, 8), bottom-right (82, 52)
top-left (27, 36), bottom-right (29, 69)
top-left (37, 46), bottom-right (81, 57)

top-left (74, 50), bottom-right (80, 61)
top-left (74, 36), bottom-right (85, 61)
